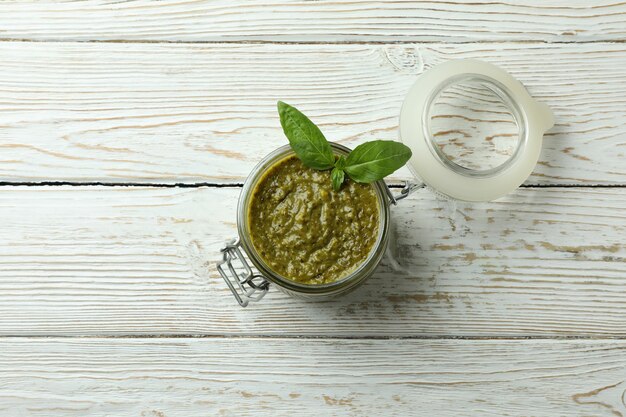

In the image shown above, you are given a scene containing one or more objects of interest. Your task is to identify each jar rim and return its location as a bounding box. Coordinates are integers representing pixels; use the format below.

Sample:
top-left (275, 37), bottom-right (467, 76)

top-left (422, 73), bottom-right (527, 178)
top-left (236, 143), bottom-right (390, 295)
top-left (400, 59), bottom-right (553, 202)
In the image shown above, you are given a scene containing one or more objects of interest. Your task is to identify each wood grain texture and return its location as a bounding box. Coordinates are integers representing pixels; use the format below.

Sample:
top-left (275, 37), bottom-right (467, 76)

top-left (1, 338), bottom-right (625, 417)
top-left (1, 0), bottom-right (625, 43)
top-left (0, 186), bottom-right (622, 337)
top-left (1, 3), bottom-right (624, 414)
top-left (0, 41), bottom-right (624, 184)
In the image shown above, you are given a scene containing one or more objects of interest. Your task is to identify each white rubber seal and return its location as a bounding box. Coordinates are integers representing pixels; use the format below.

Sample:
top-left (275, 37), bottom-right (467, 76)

top-left (400, 59), bottom-right (554, 202)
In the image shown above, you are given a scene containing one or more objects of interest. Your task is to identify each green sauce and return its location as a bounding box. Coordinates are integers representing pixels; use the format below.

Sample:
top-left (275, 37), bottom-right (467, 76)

top-left (248, 155), bottom-right (380, 285)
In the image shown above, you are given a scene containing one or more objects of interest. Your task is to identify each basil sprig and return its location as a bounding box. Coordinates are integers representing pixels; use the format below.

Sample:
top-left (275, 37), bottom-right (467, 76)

top-left (277, 101), bottom-right (412, 191)
top-left (277, 101), bottom-right (335, 170)
top-left (344, 140), bottom-right (413, 183)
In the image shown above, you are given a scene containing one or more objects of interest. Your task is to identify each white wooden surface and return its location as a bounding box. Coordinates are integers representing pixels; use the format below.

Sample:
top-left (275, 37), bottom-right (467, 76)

top-left (0, 186), bottom-right (623, 337)
top-left (1, 2), bottom-right (625, 416)
top-left (1, 0), bottom-right (625, 43)
top-left (2, 338), bottom-right (626, 417)
top-left (0, 41), bottom-right (624, 184)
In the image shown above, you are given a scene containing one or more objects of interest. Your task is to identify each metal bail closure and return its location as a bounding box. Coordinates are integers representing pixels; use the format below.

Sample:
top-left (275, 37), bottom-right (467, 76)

top-left (400, 59), bottom-right (555, 202)
top-left (385, 181), bottom-right (425, 206)
top-left (217, 238), bottom-right (270, 307)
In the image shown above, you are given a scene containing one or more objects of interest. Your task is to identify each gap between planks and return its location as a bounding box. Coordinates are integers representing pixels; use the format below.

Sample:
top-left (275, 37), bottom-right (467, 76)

top-left (2, 334), bottom-right (626, 340)
top-left (2, 38), bottom-right (626, 45)
top-left (0, 182), bottom-right (622, 188)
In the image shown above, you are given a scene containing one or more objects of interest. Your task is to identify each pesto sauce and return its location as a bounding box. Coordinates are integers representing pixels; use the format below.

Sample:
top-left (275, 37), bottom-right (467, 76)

top-left (248, 155), bottom-right (380, 285)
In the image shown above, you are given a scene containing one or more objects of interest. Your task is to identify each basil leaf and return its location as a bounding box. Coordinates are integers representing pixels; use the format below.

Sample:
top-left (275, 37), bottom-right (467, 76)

top-left (335, 155), bottom-right (346, 170)
top-left (277, 101), bottom-right (335, 170)
top-left (344, 140), bottom-right (412, 183)
top-left (331, 167), bottom-right (345, 191)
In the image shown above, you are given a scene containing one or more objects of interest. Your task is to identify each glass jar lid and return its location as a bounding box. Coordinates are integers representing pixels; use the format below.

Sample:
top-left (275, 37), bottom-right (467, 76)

top-left (399, 59), bottom-right (554, 201)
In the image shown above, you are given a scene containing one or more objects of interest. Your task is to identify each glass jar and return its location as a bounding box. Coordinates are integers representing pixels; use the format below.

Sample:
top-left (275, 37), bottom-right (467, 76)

top-left (400, 59), bottom-right (554, 201)
top-left (218, 143), bottom-right (402, 306)
top-left (218, 59), bottom-right (553, 307)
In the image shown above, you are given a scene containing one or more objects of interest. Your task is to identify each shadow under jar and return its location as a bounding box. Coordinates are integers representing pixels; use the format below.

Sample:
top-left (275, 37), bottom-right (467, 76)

top-left (218, 143), bottom-right (403, 307)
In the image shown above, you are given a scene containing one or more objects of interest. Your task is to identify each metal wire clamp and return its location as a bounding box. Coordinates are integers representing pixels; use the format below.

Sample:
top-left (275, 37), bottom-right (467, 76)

top-left (217, 238), bottom-right (270, 307)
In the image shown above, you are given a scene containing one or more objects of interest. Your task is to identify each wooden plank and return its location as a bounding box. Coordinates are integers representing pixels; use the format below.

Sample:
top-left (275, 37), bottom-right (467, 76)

top-left (1, 337), bottom-right (625, 416)
top-left (0, 41), bottom-right (624, 185)
top-left (0, 186), bottom-right (623, 337)
top-left (1, 0), bottom-right (625, 43)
